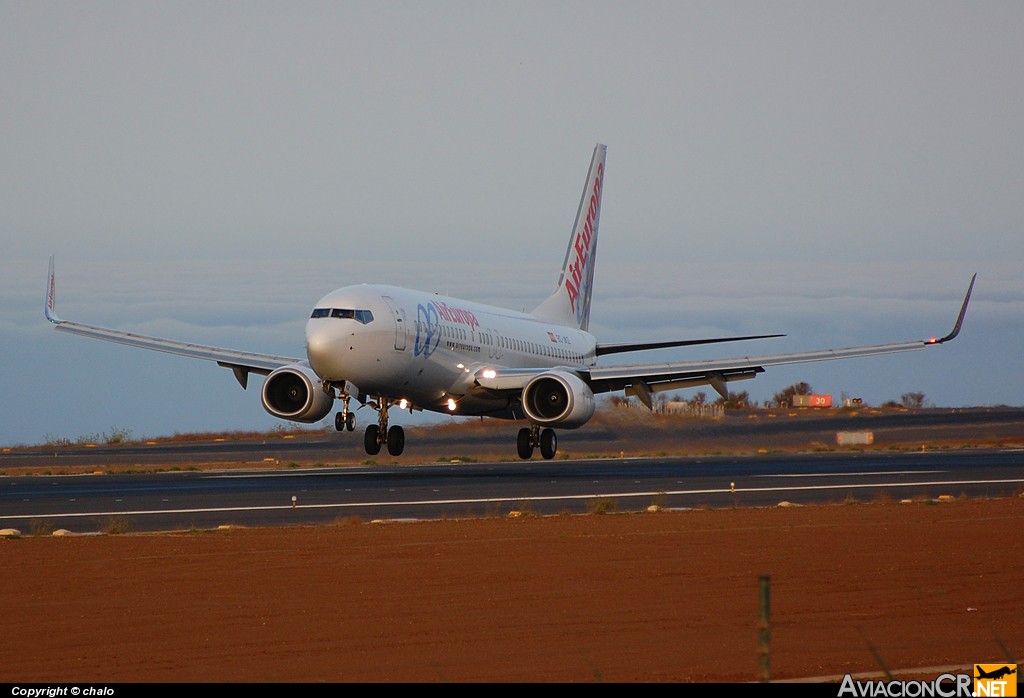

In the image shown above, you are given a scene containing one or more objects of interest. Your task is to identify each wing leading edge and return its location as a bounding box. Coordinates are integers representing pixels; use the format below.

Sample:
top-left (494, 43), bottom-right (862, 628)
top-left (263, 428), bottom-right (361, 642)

top-left (45, 257), bottom-right (301, 388)
top-left (586, 274), bottom-right (977, 408)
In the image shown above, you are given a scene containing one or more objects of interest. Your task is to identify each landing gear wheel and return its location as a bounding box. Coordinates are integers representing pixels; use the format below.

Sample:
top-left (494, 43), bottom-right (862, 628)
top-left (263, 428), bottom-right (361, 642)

top-left (540, 428), bottom-right (557, 460)
top-left (364, 424), bottom-right (381, 455)
top-left (345, 411), bottom-right (356, 432)
top-left (386, 425), bottom-right (405, 456)
top-left (516, 428), bottom-right (534, 460)
top-left (335, 411), bottom-right (346, 432)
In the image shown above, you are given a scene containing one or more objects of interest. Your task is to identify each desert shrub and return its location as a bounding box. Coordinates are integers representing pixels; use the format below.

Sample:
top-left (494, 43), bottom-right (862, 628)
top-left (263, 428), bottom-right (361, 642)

top-left (588, 497), bottom-right (619, 514)
top-left (104, 427), bottom-right (133, 445)
top-left (100, 516), bottom-right (132, 535)
top-left (508, 500), bottom-right (537, 517)
top-left (29, 519), bottom-right (55, 537)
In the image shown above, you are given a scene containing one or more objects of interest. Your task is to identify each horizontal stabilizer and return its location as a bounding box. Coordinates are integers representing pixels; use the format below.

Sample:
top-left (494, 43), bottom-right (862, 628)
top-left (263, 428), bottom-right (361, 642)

top-left (596, 333), bottom-right (784, 357)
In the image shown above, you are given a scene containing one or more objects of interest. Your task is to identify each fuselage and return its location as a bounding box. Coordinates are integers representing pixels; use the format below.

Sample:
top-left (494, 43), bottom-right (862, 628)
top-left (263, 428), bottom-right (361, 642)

top-left (304, 284), bottom-right (598, 418)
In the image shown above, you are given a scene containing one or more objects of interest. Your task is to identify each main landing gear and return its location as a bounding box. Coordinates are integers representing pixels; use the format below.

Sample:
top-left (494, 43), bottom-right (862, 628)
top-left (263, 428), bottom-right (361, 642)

top-left (517, 425), bottom-right (557, 460)
top-left (363, 396), bottom-right (404, 457)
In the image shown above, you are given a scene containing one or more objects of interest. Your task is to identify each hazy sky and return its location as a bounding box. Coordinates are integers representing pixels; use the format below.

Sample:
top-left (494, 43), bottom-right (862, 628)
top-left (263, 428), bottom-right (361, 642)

top-left (2, 2), bottom-right (1022, 446)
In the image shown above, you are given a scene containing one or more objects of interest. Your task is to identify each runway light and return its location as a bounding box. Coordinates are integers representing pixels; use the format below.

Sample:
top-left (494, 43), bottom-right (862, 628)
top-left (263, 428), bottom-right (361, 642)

top-left (447, 398), bottom-right (457, 411)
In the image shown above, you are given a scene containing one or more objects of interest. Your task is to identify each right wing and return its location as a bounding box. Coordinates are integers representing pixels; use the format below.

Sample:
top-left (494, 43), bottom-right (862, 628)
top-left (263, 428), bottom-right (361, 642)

top-left (584, 274), bottom-right (976, 407)
top-left (45, 257), bottom-right (302, 389)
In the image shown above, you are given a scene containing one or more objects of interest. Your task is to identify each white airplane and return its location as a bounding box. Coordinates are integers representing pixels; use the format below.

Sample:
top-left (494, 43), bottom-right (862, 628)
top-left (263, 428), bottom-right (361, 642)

top-left (45, 144), bottom-right (976, 460)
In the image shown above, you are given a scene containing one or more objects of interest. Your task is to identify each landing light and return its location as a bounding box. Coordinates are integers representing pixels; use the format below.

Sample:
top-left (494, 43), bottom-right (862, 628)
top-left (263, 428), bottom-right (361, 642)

top-left (481, 369), bottom-right (497, 380)
top-left (398, 398), bottom-right (409, 410)
top-left (447, 398), bottom-right (457, 411)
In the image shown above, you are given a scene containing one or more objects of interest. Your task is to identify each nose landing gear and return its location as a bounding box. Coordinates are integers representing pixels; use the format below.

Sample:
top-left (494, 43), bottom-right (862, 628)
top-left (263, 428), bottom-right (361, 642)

top-left (334, 390), bottom-right (355, 432)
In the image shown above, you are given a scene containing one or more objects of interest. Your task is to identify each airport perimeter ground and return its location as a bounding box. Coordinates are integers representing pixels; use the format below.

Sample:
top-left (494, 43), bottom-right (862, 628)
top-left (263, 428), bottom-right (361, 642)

top-left (2, 407), bottom-right (1023, 683)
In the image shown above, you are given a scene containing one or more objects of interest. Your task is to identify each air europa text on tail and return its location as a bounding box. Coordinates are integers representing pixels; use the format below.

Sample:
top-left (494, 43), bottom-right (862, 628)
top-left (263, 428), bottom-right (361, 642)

top-left (566, 161), bottom-right (603, 317)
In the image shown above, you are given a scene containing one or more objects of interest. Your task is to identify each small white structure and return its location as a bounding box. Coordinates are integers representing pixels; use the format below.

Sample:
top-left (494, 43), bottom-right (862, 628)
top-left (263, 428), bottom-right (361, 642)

top-left (837, 431), bottom-right (874, 445)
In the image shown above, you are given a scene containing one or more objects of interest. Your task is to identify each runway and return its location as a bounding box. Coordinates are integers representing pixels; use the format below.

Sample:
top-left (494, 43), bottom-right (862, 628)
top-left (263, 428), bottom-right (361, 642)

top-left (2, 448), bottom-right (1022, 533)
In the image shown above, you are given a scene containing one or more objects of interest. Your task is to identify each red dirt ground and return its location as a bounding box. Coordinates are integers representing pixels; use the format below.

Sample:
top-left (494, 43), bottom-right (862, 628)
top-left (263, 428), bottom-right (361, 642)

top-left (2, 496), bottom-right (1022, 683)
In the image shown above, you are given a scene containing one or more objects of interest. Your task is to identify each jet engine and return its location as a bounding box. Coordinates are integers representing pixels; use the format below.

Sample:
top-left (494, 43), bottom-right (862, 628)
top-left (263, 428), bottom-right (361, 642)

top-left (521, 371), bottom-right (596, 429)
top-left (261, 363), bottom-right (334, 423)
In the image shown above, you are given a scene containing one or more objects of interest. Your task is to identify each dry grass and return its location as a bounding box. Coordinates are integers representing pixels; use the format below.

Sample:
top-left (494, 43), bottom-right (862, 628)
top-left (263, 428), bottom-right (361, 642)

top-left (5, 406), bottom-right (1023, 476)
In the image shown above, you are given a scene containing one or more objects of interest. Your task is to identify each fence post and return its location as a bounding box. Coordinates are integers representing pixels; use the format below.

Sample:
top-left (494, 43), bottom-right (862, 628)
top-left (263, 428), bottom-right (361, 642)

top-left (759, 575), bottom-right (771, 682)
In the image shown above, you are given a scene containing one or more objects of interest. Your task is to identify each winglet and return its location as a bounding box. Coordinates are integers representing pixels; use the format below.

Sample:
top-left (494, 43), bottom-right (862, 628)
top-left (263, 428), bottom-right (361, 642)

top-left (45, 255), bottom-right (63, 324)
top-left (929, 273), bottom-right (976, 344)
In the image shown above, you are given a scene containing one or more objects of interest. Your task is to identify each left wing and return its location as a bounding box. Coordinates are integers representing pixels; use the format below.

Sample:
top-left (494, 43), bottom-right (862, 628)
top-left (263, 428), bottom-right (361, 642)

top-left (587, 274), bottom-right (976, 407)
top-left (474, 275), bottom-right (975, 408)
top-left (45, 257), bottom-right (302, 388)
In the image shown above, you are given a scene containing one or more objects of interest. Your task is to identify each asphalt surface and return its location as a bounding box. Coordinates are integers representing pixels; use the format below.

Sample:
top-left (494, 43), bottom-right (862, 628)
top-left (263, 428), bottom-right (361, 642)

top-left (2, 447), bottom-right (1023, 533)
top-left (2, 406), bottom-right (1022, 533)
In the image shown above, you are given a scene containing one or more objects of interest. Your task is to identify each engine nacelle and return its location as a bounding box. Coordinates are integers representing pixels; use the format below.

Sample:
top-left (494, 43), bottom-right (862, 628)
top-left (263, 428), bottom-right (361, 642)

top-left (521, 371), bottom-right (596, 429)
top-left (261, 363), bottom-right (334, 423)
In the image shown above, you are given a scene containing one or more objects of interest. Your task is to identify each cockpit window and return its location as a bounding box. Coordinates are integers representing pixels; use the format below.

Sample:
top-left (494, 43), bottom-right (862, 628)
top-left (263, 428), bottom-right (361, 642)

top-left (310, 308), bottom-right (374, 324)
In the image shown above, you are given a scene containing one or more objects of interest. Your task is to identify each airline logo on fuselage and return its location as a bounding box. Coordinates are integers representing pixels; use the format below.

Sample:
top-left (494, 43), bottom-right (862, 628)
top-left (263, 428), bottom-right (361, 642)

top-left (434, 300), bottom-right (480, 330)
top-left (566, 162), bottom-right (603, 323)
top-left (414, 301), bottom-right (480, 358)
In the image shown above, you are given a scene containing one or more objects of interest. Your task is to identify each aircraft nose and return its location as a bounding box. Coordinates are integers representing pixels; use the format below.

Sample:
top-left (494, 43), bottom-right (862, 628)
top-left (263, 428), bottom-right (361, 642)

top-left (305, 320), bottom-right (345, 379)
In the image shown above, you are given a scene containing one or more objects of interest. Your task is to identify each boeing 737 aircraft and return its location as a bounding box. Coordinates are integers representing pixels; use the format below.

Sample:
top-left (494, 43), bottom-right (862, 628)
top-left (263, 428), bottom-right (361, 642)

top-left (46, 144), bottom-right (975, 459)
